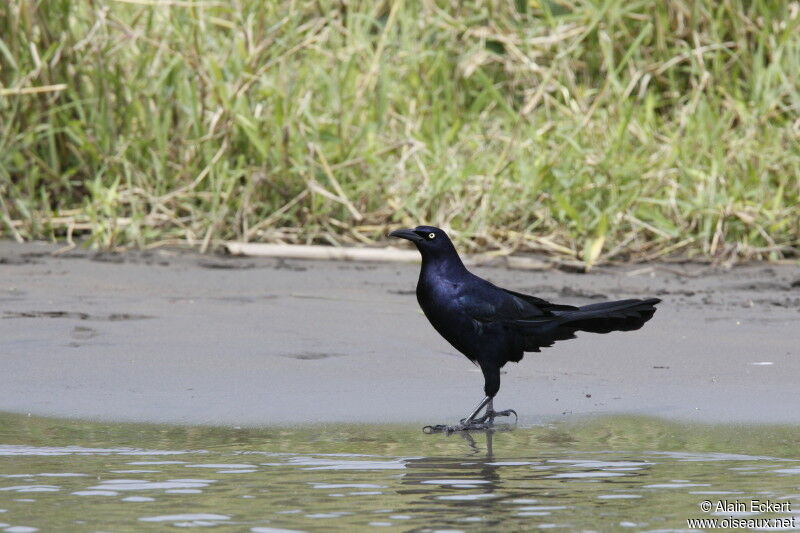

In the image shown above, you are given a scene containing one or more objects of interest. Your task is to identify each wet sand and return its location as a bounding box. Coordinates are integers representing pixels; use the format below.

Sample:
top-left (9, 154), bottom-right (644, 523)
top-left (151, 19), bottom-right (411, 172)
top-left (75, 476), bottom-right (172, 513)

top-left (0, 241), bottom-right (798, 426)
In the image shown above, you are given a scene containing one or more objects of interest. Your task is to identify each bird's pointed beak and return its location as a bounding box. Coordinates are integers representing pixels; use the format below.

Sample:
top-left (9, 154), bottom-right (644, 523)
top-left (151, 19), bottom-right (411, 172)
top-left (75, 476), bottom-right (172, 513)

top-left (389, 228), bottom-right (423, 243)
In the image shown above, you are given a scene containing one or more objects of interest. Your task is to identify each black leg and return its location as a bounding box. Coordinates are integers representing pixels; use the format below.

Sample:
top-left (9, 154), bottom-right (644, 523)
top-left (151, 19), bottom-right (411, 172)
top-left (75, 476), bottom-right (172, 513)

top-left (461, 396), bottom-right (491, 424)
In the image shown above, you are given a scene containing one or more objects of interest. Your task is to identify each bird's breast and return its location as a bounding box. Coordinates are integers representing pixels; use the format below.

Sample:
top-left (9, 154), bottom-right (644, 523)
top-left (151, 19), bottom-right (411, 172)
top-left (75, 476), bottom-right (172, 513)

top-left (416, 277), bottom-right (481, 354)
top-left (416, 276), bottom-right (460, 312)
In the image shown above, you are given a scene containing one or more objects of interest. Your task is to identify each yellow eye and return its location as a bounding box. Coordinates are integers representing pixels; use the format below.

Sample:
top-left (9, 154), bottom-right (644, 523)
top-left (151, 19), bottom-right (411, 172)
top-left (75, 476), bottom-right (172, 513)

top-left (428, 232), bottom-right (436, 239)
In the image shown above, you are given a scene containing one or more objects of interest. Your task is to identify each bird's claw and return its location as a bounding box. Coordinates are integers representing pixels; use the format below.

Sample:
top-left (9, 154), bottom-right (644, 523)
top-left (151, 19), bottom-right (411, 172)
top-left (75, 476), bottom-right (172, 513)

top-left (424, 424), bottom-right (468, 434)
top-left (423, 421), bottom-right (493, 434)
top-left (474, 408), bottom-right (518, 425)
top-left (423, 408), bottom-right (518, 434)
top-left (492, 408), bottom-right (518, 422)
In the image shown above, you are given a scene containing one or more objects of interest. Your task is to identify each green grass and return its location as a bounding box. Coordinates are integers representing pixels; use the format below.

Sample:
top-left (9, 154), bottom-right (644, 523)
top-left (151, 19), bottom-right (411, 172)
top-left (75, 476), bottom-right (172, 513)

top-left (0, 0), bottom-right (798, 264)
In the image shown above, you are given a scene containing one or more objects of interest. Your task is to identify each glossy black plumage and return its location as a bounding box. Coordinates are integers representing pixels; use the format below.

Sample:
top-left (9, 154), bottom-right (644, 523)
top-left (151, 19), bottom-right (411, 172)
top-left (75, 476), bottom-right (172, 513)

top-left (391, 226), bottom-right (660, 402)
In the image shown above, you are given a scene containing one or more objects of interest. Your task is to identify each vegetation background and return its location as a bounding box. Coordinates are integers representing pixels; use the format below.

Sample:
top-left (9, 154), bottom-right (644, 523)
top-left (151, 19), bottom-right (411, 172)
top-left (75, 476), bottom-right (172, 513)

top-left (0, 0), bottom-right (798, 265)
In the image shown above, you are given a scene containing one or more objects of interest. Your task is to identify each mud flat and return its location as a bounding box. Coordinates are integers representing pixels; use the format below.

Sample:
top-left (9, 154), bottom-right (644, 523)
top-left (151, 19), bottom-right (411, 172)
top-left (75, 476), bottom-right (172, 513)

top-left (0, 241), bottom-right (798, 426)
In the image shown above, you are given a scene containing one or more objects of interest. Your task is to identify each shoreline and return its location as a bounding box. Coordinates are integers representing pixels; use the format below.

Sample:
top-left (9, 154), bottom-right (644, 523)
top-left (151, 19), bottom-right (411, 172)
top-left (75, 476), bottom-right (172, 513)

top-left (1, 240), bottom-right (798, 427)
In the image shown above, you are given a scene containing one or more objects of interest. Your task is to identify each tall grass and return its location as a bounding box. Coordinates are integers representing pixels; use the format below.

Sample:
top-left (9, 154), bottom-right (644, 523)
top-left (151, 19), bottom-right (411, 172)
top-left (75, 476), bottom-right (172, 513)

top-left (0, 0), bottom-right (798, 264)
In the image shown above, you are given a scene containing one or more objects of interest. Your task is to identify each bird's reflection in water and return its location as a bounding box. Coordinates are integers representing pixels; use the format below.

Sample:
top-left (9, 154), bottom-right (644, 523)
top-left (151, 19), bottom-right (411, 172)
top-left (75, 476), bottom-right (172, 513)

top-left (395, 429), bottom-right (516, 528)
top-left (401, 428), bottom-right (501, 483)
top-left (458, 427), bottom-right (495, 456)
top-left (395, 427), bottom-right (646, 529)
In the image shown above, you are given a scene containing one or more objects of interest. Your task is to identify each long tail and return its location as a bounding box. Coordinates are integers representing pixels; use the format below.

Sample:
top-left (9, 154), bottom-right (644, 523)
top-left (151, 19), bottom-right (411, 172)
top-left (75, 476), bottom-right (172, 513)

top-left (516, 298), bottom-right (661, 352)
top-left (554, 297), bottom-right (661, 333)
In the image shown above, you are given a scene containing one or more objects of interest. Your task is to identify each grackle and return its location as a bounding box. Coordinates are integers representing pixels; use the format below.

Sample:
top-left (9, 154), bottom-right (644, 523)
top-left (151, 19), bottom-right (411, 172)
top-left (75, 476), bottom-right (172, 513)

top-left (390, 226), bottom-right (660, 432)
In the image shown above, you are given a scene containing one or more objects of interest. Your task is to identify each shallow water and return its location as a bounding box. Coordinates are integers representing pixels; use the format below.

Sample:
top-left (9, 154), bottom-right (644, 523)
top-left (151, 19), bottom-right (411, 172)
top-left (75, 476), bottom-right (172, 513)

top-left (1, 414), bottom-right (799, 531)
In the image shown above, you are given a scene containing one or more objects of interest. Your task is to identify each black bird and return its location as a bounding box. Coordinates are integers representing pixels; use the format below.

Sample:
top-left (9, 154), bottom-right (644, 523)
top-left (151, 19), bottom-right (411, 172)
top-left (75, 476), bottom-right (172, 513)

top-left (390, 226), bottom-right (660, 431)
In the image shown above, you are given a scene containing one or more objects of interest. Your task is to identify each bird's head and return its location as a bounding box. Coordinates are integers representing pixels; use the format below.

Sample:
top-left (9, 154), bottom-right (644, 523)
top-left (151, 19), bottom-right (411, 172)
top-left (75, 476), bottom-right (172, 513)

top-left (389, 226), bottom-right (460, 262)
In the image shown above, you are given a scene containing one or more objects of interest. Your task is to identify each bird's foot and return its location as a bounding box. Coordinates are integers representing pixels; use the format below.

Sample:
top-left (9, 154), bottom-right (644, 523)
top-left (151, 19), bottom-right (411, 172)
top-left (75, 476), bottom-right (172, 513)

top-left (488, 408), bottom-right (518, 423)
top-left (423, 420), bottom-right (493, 434)
top-left (422, 397), bottom-right (518, 434)
top-left (422, 408), bottom-right (518, 434)
top-left (470, 407), bottom-right (518, 425)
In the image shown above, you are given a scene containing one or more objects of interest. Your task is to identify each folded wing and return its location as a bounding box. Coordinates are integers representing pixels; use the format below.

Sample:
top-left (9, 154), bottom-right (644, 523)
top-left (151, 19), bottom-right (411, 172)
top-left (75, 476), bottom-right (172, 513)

top-left (458, 284), bottom-right (660, 355)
